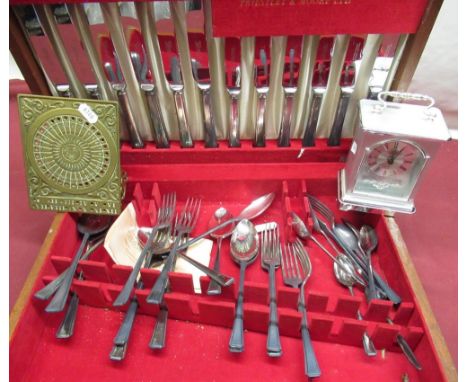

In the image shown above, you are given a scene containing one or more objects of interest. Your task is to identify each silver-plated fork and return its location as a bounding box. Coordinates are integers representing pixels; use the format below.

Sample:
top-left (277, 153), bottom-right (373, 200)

top-left (261, 224), bottom-right (282, 357)
top-left (147, 197), bottom-right (202, 304)
top-left (114, 193), bottom-right (176, 307)
top-left (282, 239), bottom-right (321, 378)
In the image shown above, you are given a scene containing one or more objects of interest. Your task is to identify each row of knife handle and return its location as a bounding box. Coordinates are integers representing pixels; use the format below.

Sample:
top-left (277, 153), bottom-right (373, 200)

top-left (16, 2), bottom-right (408, 149)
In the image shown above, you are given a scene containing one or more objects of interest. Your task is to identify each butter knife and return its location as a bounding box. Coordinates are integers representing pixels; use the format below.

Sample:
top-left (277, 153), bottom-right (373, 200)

top-left (387, 318), bottom-right (423, 370)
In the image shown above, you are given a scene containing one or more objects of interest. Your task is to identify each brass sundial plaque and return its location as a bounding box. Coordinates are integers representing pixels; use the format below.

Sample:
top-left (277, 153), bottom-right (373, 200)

top-left (18, 94), bottom-right (122, 215)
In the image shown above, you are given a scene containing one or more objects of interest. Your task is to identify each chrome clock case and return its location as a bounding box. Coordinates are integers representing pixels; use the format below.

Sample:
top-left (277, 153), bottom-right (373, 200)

top-left (338, 91), bottom-right (451, 214)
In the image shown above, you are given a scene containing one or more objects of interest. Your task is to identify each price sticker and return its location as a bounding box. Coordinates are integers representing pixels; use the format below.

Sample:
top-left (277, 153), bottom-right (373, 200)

top-left (78, 103), bottom-right (98, 124)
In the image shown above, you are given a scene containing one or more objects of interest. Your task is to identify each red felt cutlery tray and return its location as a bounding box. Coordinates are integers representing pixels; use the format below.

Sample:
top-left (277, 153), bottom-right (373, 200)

top-left (10, 140), bottom-right (449, 381)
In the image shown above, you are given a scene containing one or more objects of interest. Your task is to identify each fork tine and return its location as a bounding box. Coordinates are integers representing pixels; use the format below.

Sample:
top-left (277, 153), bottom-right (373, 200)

top-left (187, 198), bottom-right (201, 230)
top-left (280, 244), bottom-right (289, 279)
top-left (291, 243), bottom-right (301, 280)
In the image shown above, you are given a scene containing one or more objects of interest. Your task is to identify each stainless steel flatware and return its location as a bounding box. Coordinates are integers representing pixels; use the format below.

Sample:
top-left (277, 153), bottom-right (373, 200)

top-left (290, 211), bottom-right (364, 286)
top-left (113, 193), bottom-right (177, 307)
top-left (147, 197), bottom-right (202, 304)
top-left (45, 215), bottom-right (112, 313)
top-left (137, 231), bottom-right (234, 289)
top-left (387, 318), bottom-right (423, 370)
top-left (207, 207), bottom-right (235, 295)
top-left (359, 225), bottom-right (379, 302)
top-left (34, 235), bottom-right (105, 301)
top-left (333, 254), bottom-right (377, 356)
top-left (229, 219), bottom-right (259, 352)
top-left (261, 224), bottom-right (282, 357)
top-left (282, 239), bottom-right (321, 378)
top-left (174, 193), bottom-right (275, 253)
top-left (307, 195), bottom-right (402, 305)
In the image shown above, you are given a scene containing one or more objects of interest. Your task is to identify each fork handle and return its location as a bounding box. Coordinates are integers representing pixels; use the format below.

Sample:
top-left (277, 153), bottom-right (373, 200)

top-left (56, 292), bottom-right (79, 339)
top-left (147, 232), bottom-right (183, 304)
top-left (45, 233), bottom-right (90, 313)
top-left (298, 298), bottom-right (321, 377)
top-left (114, 224), bottom-right (164, 306)
top-left (114, 297), bottom-right (139, 345)
top-left (229, 261), bottom-right (246, 352)
top-left (266, 264), bottom-right (282, 356)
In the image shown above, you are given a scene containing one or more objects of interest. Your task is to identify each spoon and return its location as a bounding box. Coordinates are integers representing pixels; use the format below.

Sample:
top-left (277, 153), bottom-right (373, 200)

top-left (333, 255), bottom-right (377, 356)
top-left (229, 219), bottom-right (259, 353)
top-left (290, 212), bottom-right (365, 286)
top-left (175, 193), bottom-right (275, 253)
top-left (359, 225), bottom-right (379, 301)
top-left (45, 214), bottom-right (113, 313)
top-left (207, 207), bottom-right (235, 295)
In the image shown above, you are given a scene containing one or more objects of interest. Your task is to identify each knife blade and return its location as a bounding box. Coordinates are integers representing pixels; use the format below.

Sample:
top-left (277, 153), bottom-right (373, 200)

top-left (396, 334), bottom-right (422, 370)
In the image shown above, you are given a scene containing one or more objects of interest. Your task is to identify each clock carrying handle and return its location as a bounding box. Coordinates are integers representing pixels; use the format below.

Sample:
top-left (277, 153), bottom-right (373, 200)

top-left (376, 91), bottom-right (435, 111)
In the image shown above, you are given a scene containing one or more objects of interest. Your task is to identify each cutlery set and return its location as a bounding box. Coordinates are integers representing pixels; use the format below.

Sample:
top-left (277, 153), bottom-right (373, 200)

top-left (33, 190), bottom-right (422, 377)
top-left (12, 2), bottom-right (401, 150)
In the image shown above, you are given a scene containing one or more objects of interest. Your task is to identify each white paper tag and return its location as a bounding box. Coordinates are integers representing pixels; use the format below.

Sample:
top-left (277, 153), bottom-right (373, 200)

top-left (78, 103), bottom-right (98, 124)
top-left (350, 140), bottom-right (357, 154)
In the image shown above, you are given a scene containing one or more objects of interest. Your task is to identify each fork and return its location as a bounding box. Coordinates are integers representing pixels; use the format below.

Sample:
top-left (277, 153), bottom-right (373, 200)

top-left (110, 229), bottom-right (170, 361)
top-left (113, 193), bottom-right (177, 307)
top-left (261, 224), bottom-right (282, 357)
top-left (147, 197), bottom-right (202, 304)
top-left (282, 239), bottom-right (321, 378)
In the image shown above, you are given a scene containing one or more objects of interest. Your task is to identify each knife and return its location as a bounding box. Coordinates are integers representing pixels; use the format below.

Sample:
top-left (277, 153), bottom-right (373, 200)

top-left (387, 318), bottom-right (423, 370)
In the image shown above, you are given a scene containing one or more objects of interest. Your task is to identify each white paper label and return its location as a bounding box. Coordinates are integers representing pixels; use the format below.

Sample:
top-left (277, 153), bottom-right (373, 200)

top-left (350, 140), bottom-right (357, 154)
top-left (78, 103), bottom-right (98, 124)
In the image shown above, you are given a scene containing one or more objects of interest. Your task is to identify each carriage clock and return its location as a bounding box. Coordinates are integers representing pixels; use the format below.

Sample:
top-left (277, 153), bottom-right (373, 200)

top-left (338, 91), bottom-right (451, 214)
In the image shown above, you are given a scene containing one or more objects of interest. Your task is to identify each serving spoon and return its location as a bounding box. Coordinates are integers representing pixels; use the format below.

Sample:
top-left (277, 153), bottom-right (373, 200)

top-left (229, 219), bottom-right (259, 353)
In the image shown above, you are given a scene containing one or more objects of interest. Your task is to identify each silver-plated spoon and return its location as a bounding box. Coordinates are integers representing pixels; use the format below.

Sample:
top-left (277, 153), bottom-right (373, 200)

top-left (229, 219), bottom-right (259, 353)
top-left (207, 207), bottom-right (235, 295)
top-left (359, 225), bottom-right (379, 301)
top-left (333, 254), bottom-right (377, 356)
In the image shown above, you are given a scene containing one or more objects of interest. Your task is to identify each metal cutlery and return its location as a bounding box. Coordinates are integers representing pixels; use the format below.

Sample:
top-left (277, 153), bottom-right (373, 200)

top-left (45, 215), bottom-right (112, 313)
top-left (359, 225), bottom-right (379, 301)
top-left (387, 317), bottom-right (423, 370)
top-left (260, 224), bottom-right (282, 357)
top-left (113, 193), bottom-right (176, 307)
top-left (333, 254), bottom-right (377, 356)
top-left (229, 219), bottom-right (259, 352)
top-left (207, 207), bottom-right (235, 295)
top-left (34, 235), bottom-right (105, 301)
top-left (147, 198), bottom-right (202, 304)
top-left (290, 211), bottom-right (365, 287)
top-left (281, 239), bottom-right (321, 378)
top-left (307, 195), bottom-right (402, 305)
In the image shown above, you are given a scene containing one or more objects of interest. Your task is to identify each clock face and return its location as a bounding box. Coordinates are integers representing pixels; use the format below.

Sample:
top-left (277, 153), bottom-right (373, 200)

top-left (366, 140), bottom-right (420, 178)
top-left (353, 139), bottom-right (427, 199)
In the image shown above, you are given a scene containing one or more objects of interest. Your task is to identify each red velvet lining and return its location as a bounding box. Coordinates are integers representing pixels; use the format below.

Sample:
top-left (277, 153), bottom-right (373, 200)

top-left (10, 140), bottom-right (446, 381)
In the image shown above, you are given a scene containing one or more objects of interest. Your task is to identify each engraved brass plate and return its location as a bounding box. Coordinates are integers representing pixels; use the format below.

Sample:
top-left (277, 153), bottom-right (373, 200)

top-left (18, 94), bottom-right (122, 215)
